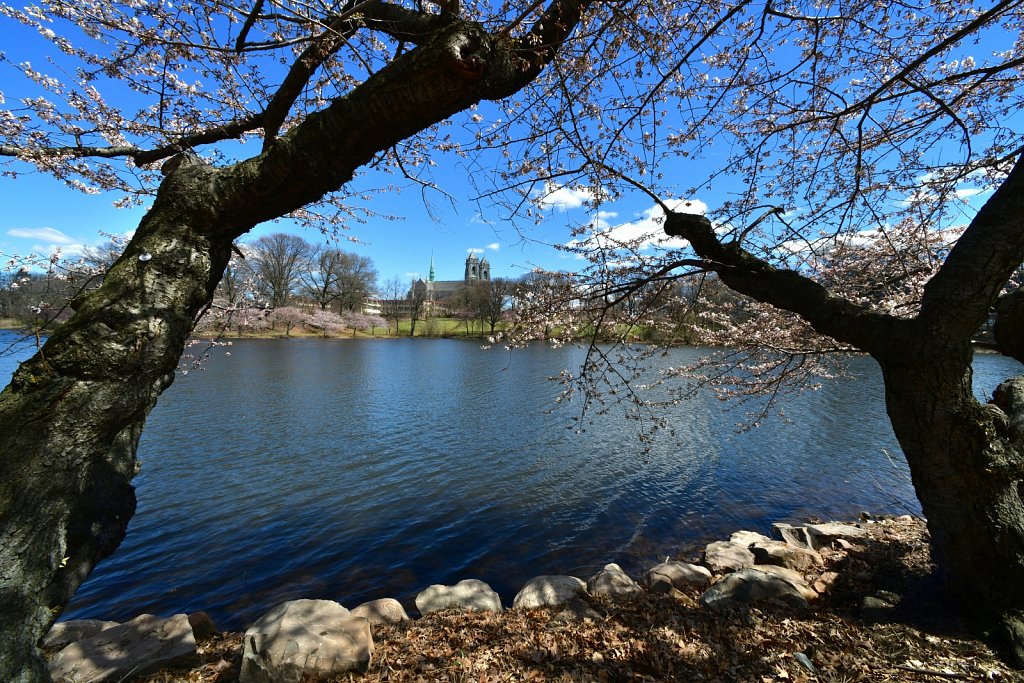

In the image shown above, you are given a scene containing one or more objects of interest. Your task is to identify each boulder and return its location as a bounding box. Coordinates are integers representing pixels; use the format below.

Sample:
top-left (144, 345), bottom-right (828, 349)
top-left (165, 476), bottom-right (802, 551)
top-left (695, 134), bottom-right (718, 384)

top-left (729, 530), bottom-right (773, 548)
top-left (350, 598), bottom-right (409, 626)
top-left (805, 522), bottom-right (866, 549)
top-left (240, 599), bottom-right (373, 683)
top-left (772, 522), bottom-right (811, 548)
top-left (48, 613), bottom-right (198, 683)
top-left (415, 579), bottom-right (503, 614)
top-left (643, 561), bottom-right (712, 591)
top-left (750, 540), bottom-right (823, 572)
top-left (699, 569), bottom-right (810, 610)
top-left (513, 575), bottom-right (587, 609)
top-left (747, 565), bottom-right (818, 602)
top-left (772, 521), bottom-right (866, 550)
top-left (550, 598), bottom-right (603, 623)
top-left (703, 541), bottom-right (755, 573)
top-left (813, 571), bottom-right (840, 595)
top-left (42, 619), bottom-right (120, 651)
top-left (586, 563), bottom-right (642, 598)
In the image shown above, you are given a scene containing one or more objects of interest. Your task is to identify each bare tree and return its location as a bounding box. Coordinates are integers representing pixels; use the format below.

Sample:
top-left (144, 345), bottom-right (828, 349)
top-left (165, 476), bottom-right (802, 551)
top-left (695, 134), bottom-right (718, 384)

top-left (337, 252), bottom-right (378, 312)
top-left (408, 281), bottom-right (427, 336)
top-left (378, 277), bottom-right (408, 336)
top-left (299, 246), bottom-right (375, 311)
top-left (478, 277), bottom-right (510, 335)
top-left (248, 233), bottom-right (312, 308)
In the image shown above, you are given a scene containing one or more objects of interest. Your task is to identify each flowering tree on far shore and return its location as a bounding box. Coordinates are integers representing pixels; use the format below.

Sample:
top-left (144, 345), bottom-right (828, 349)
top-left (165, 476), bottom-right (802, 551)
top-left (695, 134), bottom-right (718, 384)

top-left (307, 308), bottom-right (345, 337)
top-left (269, 306), bottom-right (309, 337)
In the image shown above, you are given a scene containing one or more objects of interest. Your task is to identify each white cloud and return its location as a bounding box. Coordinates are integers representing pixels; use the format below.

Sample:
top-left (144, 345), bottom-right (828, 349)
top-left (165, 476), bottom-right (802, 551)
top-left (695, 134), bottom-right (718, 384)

top-left (7, 227), bottom-right (78, 245)
top-left (467, 247), bottom-right (484, 254)
top-left (486, 242), bottom-right (500, 251)
top-left (956, 187), bottom-right (987, 200)
top-left (536, 183), bottom-right (595, 211)
top-left (41, 242), bottom-right (87, 258)
top-left (568, 199), bottom-right (706, 252)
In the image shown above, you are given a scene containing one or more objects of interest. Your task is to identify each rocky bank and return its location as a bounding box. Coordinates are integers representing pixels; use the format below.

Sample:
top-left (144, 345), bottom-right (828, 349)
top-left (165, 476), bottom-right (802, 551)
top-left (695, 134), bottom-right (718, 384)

top-left (43, 515), bottom-right (1018, 682)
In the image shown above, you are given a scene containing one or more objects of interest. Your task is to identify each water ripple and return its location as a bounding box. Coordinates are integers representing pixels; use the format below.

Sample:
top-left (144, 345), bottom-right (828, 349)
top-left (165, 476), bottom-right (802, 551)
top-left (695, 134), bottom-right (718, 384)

top-left (1, 334), bottom-right (1020, 628)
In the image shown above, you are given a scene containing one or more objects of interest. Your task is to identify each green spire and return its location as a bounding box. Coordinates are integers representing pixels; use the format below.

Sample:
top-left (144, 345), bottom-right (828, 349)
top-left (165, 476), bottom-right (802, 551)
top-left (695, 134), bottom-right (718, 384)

top-left (429, 252), bottom-right (435, 282)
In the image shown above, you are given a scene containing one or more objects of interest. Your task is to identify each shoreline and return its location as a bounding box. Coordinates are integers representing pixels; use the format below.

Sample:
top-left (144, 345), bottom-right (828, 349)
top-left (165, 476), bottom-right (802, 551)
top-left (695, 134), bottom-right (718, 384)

top-left (43, 514), bottom-right (1020, 682)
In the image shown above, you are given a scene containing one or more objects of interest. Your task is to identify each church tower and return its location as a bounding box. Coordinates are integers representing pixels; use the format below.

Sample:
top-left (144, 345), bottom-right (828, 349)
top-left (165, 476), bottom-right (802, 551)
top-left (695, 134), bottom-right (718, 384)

top-left (464, 253), bottom-right (480, 285)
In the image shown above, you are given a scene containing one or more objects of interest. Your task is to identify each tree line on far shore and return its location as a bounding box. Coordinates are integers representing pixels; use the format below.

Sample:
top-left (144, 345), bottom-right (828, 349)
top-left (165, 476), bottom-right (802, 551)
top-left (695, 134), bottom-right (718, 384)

top-left (2, 231), bottom-right (738, 342)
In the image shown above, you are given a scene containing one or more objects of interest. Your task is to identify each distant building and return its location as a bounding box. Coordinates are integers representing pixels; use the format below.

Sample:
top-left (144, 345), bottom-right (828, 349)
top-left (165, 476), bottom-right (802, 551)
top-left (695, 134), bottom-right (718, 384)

top-left (410, 253), bottom-right (490, 304)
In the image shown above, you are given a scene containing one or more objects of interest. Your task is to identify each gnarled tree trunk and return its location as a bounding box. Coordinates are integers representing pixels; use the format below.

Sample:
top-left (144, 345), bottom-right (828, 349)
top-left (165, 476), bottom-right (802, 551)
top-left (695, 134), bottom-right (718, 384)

top-left (878, 343), bottom-right (1024, 660)
top-left (0, 172), bottom-right (234, 682)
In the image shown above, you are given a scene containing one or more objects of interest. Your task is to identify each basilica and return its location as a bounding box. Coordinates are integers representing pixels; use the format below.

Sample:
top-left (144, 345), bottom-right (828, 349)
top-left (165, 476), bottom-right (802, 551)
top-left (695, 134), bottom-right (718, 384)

top-left (409, 253), bottom-right (490, 303)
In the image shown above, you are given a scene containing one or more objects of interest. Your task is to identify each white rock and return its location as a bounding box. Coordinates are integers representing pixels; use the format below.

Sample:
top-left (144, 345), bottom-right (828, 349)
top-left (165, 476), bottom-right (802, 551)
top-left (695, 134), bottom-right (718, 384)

top-left (587, 563), bottom-right (641, 597)
top-left (805, 522), bottom-right (867, 548)
top-left (48, 613), bottom-right (197, 683)
top-left (42, 619), bottom-right (120, 651)
top-left (239, 599), bottom-right (373, 683)
top-left (415, 579), bottom-right (503, 614)
top-left (749, 565), bottom-right (818, 602)
top-left (773, 521), bottom-right (866, 549)
top-left (643, 561), bottom-right (712, 590)
top-left (729, 530), bottom-right (773, 548)
top-left (750, 540), bottom-right (823, 571)
top-left (699, 569), bottom-right (810, 610)
top-left (350, 598), bottom-right (409, 625)
top-left (513, 575), bottom-right (587, 609)
top-left (703, 541), bottom-right (755, 573)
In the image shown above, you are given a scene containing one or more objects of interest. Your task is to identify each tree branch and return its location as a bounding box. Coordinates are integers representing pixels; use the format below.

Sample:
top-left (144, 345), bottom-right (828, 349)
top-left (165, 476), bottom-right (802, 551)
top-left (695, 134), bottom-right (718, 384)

top-left (0, 113), bottom-right (265, 166)
top-left (234, 0), bottom-right (267, 53)
top-left (261, 1), bottom-right (452, 149)
top-left (919, 154), bottom-right (1024, 341)
top-left (663, 211), bottom-right (900, 354)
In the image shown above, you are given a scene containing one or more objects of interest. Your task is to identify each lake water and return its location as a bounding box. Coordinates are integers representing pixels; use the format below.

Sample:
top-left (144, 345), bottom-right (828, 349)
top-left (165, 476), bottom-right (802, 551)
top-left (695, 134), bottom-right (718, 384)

top-left (2, 332), bottom-right (1021, 630)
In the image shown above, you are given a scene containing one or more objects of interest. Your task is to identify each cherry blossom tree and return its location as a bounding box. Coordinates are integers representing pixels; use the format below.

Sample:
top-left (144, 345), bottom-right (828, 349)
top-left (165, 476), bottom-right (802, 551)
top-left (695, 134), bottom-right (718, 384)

top-left (0, 0), bottom-right (597, 677)
top-left (269, 306), bottom-right (309, 336)
top-left (491, 0), bottom-right (1024, 661)
top-left (307, 308), bottom-right (345, 337)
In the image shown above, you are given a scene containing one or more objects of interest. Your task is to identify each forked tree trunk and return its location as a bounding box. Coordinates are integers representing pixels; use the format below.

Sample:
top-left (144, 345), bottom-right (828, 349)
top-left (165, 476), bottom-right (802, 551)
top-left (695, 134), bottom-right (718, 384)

top-left (663, 154), bottom-right (1024, 662)
top-left (879, 344), bottom-right (1024, 660)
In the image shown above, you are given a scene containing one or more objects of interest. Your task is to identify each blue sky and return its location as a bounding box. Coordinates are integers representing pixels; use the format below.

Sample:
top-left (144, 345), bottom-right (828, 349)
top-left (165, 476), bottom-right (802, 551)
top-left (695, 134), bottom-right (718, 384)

top-left (0, 3), bottom-right (714, 288)
top-left (0, 15), bottom-right (614, 286)
top-left (1, 3), bottom-right (1013, 289)
top-left (0, 154), bottom-right (614, 286)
